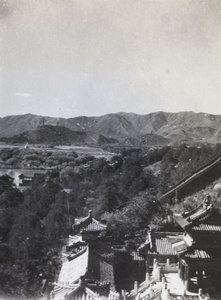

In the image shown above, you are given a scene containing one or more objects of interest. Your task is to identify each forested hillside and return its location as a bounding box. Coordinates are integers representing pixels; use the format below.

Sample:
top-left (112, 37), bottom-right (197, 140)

top-left (0, 143), bottom-right (221, 298)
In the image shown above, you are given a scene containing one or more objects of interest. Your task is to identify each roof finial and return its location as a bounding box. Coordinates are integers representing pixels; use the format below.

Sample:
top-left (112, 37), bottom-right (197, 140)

top-left (204, 195), bottom-right (211, 208)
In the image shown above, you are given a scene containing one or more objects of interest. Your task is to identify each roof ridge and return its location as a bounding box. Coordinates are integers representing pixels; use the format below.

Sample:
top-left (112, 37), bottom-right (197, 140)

top-left (75, 215), bottom-right (91, 224)
top-left (181, 202), bottom-right (204, 218)
top-left (174, 204), bottom-right (215, 229)
top-left (54, 282), bottom-right (79, 289)
top-left (92, 218), bottom-right (107, 228)
top-left (186, 207), bottom-right (212, 227)
top-left (90, 249), bottom-right (113, 264)
top-left (67, 245), bottom-right (88, 261)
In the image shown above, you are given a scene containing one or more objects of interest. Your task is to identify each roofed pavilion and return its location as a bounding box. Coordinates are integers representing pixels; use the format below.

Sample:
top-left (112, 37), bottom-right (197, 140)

top-left (173, 196), bottom-right (221, 295)
top-left (72, 210), bottom-right (107, 241)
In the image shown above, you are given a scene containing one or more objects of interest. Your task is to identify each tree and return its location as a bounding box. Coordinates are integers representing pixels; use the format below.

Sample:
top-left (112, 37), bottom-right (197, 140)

top-left (0, 175), bottom-right (14, 194)
top-left (0, 188), bottom-right (24, 208)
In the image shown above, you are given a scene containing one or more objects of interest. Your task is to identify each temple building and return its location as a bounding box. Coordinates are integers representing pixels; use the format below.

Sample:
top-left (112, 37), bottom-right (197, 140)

top-left (138, 231), bottom-right (181, 272)
top-left (72, 210), bottom-right (107, 242)
top-left (46, 198), bottom-right (221, 299)
top-left (173, 196), bottom-right (221, 295)
top-left (48, 211), bottom-right (116, 300)
top-left (139, 196), bottom-right (221, 297)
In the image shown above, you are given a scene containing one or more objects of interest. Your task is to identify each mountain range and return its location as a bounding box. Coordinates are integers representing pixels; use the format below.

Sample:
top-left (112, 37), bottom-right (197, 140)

top-left (0, 111), bottom-right (221, 146)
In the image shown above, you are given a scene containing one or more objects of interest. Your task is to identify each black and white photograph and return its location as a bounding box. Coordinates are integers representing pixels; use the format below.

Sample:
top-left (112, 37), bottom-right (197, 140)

top-left (0, 0), bottom-right (221, 299)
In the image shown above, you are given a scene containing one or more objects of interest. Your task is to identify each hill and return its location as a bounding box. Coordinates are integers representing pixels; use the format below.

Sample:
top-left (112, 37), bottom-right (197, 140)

top-left (1, 111), bottom-right (221, 146)
top-left (0, 125), bottom-right (92, 145)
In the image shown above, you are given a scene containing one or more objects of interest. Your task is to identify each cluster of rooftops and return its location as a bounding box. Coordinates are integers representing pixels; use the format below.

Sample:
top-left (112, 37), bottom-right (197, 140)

top-left (43, 195), bottom-right (221, 300)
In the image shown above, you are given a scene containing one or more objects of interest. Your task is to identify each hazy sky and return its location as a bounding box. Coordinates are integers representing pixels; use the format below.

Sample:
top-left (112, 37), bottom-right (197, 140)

top-left (0, 0), bottom-right (221, 118)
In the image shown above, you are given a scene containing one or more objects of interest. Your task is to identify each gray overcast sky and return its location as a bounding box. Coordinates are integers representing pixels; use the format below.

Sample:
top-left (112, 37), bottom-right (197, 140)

top-left (0, 0), bottom-right (221, 118)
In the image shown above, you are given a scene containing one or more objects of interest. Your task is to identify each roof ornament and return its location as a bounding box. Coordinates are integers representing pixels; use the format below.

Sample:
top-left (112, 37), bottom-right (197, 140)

top-left (204, 195), bottom-right (211, 208)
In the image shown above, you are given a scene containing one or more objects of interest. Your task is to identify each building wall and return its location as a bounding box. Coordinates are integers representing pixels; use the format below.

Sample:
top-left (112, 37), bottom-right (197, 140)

top-left (164, 158), bottom-right (221, 200)
top-left (113, 251), bottom-right (145, 292)
top-left (89, 251), bottom-right (115, 288)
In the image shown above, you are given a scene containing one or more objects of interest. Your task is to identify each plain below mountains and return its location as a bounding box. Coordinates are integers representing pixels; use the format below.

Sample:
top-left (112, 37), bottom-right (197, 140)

top-left (0, 111), bottom-right (221, 146)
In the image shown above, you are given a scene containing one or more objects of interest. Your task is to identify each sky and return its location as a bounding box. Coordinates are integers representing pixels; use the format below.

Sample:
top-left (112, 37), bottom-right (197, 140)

top-left (0, 0), bottom-right (221, 118)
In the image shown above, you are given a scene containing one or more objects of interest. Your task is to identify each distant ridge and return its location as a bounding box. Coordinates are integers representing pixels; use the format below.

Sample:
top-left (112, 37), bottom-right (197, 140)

top-left (0, 125), bottom-right (91, 145)
top-left (1, 111), bottom-right (221, 146)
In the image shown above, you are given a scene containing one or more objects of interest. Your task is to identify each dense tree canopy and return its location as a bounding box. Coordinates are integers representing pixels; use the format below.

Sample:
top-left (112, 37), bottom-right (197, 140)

top-left (0, 143), bottom-right (221, 298)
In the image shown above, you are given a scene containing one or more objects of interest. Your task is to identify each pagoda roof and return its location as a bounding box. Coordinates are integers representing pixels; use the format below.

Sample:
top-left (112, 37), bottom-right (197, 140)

top-left (73, 211), bottom-right (107, 234)
top-left (173, 197), bottom-right (221, 230)
top-left (75, 215), bottom-right (89, 225)
top-left (83, 218), bottom-right (107, 232)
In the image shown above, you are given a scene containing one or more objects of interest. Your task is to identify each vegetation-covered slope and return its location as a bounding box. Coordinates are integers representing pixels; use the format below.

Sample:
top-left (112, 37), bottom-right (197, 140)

top-left (1, 125), bottom-right (91, 145)
top-left (0, 143), bottom-right (221, 298)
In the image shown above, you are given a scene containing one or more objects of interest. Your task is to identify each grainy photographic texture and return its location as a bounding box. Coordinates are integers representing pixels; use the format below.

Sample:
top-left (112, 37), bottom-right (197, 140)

top-left (0, 1), bottom-right (221, 299)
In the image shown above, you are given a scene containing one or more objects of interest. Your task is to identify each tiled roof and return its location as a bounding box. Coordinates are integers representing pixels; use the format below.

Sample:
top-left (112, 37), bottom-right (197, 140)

top-left (148, 233), bottom-right (178, 256)
top-left (182, 247), bottom-right (221, 268)
top-left (83, 218), bottom-right (107, 232)
top-left (52, 283), bottom-right (79, 300)
top-left (174, 207), bottom-right (212, 229)
top-left (171, 240), bottom-right (189, 254)
top-left (189, 210), bottom-right (221, 232)
top-left (67, 243), bottom-right (87, 260)
top-left (188, 207), bottom-right (210, 221)
top-left (58, 247), bottom-right (89, 284)
top-left (173, 198), bottom-right (221, 232)
top-left (155, 237), bottom-right (177, 255)
top-left (192, 224), bottom-right (221, 231)
top-left (184, 249), bottom-right (211, 259)
top-left (184, 246), bottom-right (221, 260)
top-left (73, 211), bottom-right (107, 234)
top-left (144, 232), bottom-right (194, 256)
top-left (75, 216), bottom-right (89, 225)
top-left (182, 258), bottom-right (221, 269)
top-left (167, 233), bottom-right (193, 255)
